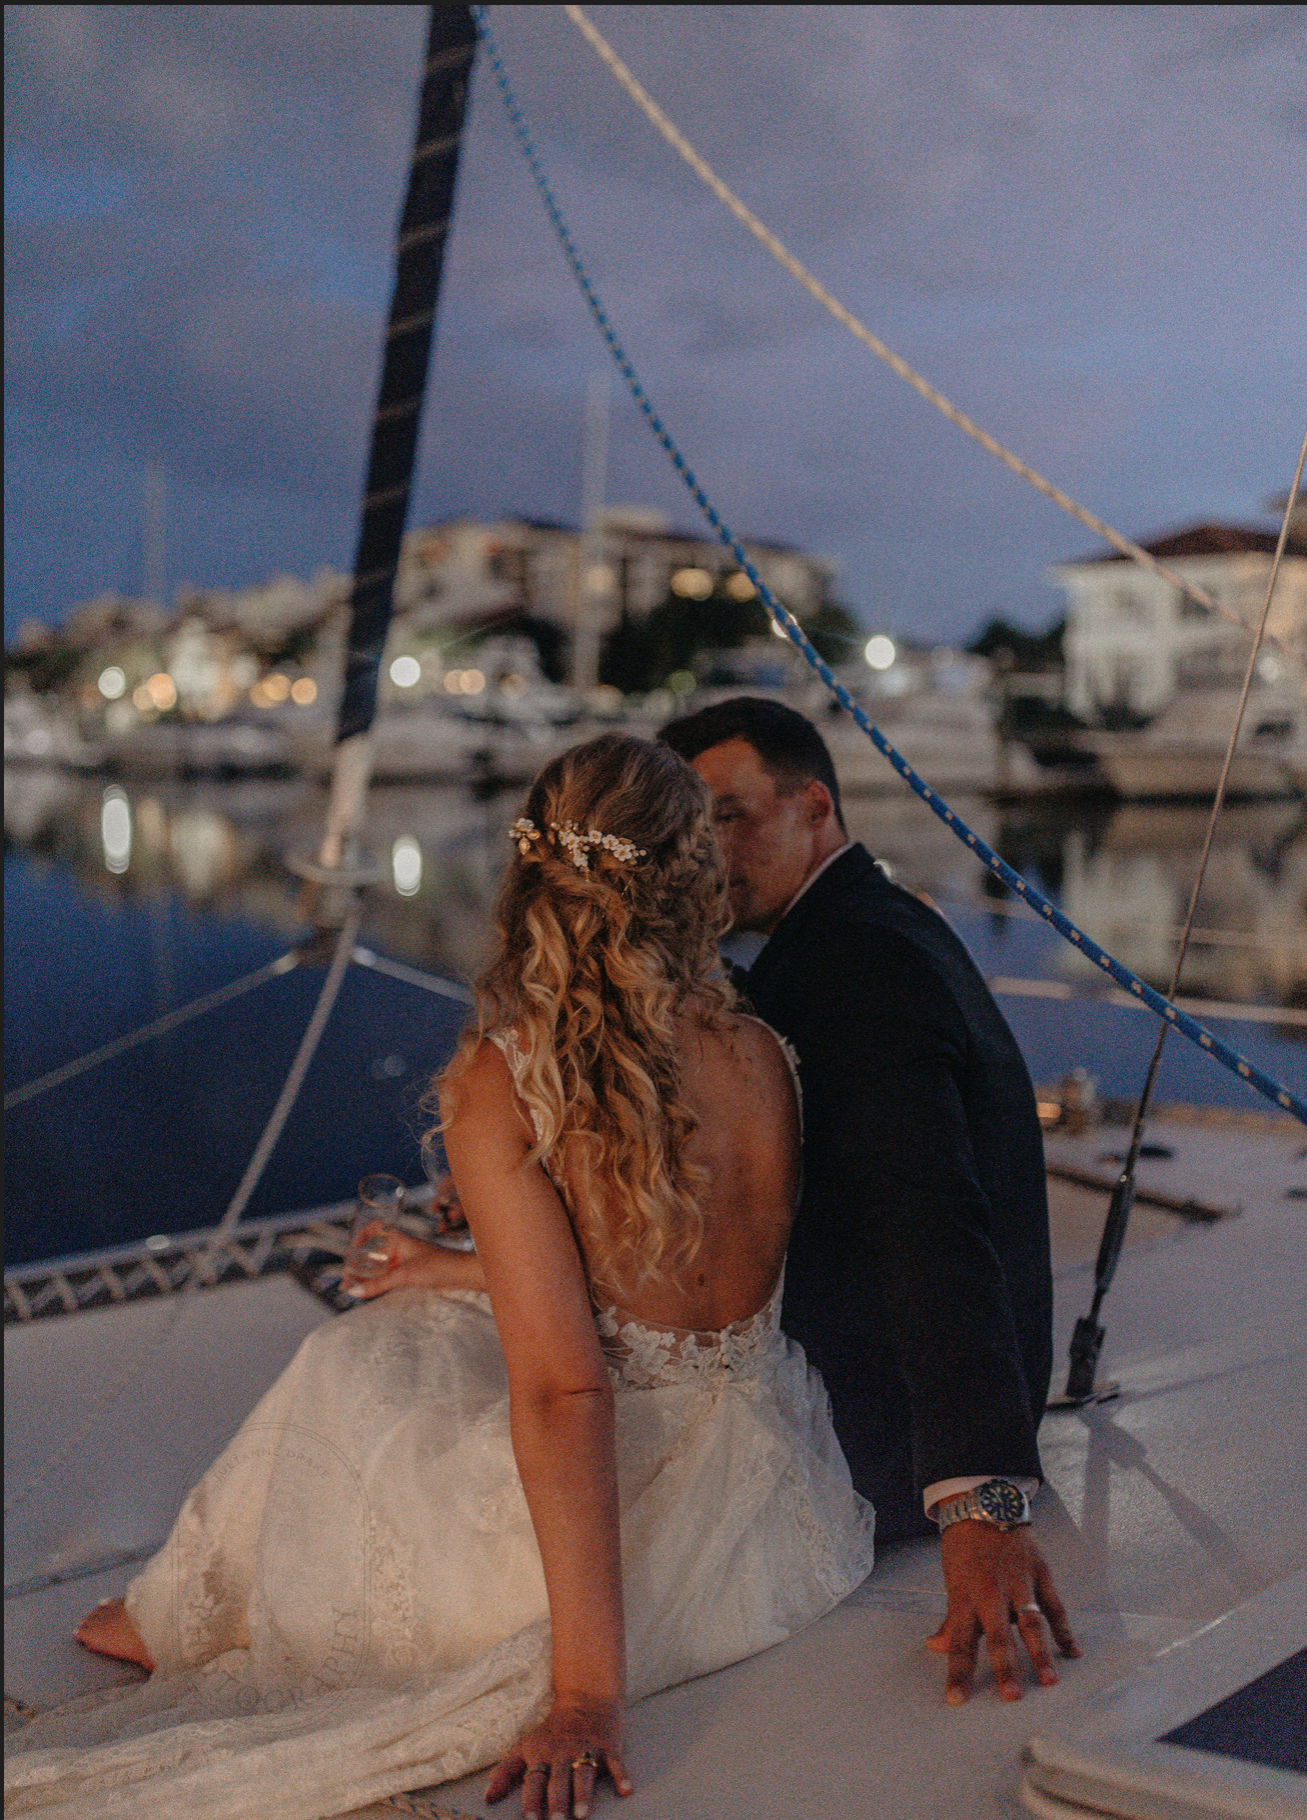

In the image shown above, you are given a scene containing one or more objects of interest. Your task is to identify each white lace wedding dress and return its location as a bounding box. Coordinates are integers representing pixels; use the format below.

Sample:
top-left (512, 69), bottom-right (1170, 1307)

top-left (7, 1035), bottom-right (875, 1820)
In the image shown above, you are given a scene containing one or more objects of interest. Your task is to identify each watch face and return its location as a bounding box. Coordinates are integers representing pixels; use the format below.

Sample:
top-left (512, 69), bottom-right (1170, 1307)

top-left (977, 1479), bottom-right (1026, 1525)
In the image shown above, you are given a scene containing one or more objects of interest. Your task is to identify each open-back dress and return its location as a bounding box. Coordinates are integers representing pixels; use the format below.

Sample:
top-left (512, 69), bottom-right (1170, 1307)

top-left (7, 1027), bottom-right (875, 1820)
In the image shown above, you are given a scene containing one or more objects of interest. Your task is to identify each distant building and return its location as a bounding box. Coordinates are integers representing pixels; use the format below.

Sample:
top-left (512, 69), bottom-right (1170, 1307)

top-left (58, 593), bottom-right (169, 649)
top-left (24, 510), bottom-right (835, 717)
top-left (398, 509), bottom-right (833, 644)
top-left (1053, 520), bottom-right (1307, 722)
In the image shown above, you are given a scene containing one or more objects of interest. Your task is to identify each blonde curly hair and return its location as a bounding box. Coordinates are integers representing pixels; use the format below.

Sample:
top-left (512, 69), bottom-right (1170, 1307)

top-left (436, 733), bottom-right (735, 1286)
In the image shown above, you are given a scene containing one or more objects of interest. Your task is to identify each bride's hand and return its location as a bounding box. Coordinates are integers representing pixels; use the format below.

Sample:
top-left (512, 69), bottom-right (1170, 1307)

top-left (428, 1170), bottom-right (468, 1235)
top-left (485, 1697), bottom-right (632, 1819)
top-left (340, 1225), bottom-right (476, 1300)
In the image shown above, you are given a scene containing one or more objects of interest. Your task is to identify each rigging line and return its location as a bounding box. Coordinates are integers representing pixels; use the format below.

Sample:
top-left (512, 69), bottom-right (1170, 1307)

top-left (196, 901), bottom-right (363, 1270)
top-left (560, 4), bottom-right (1298, 663)
top-left (1159, 427), bottom-right (1307, 1031)
top-left (353, 946), bottom-right (474, 1003)
top-left (941, 895), bottom-right (1307, 956)
top-left (2, 906), bottom-right (360, 1523)
top-left (987, 975), bottom-right (1307, 1029)
top-left (472, 7), bottom-right (1306, 1126)
top-left (6, 1539), bottom-right (169, 1604)
top-left (3, 952), bottom-right (300, 1111)
top-left (1060, 427), bottom-right (1307, 1398)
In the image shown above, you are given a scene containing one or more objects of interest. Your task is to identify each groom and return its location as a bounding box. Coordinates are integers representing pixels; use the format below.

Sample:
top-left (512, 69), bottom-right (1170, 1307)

top-left (660, 696), bottom-right (1079, 1704)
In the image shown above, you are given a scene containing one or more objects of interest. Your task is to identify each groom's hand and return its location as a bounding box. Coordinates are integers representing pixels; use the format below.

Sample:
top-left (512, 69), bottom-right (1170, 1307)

top-left (927, 1523), bottom-right (1080, 1704)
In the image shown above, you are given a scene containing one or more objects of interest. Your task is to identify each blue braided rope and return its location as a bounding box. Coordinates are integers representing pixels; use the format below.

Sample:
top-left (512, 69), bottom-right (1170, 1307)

top-left (471, 7), bottom-right (1305, 1126)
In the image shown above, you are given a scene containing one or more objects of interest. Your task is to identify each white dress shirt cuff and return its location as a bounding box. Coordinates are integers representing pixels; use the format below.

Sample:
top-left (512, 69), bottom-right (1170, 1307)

top-left (924, 1475), bottom-right (1041, 1521)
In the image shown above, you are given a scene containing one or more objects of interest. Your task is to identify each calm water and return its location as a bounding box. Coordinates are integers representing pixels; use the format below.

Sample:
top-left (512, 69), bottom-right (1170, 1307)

top-left (5, 767), bottom-right (1305, 1267)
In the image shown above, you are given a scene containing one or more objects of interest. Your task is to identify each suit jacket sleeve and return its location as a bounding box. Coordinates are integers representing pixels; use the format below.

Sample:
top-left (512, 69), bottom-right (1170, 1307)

top-left (780, 922), bottom-right (1043, 1493)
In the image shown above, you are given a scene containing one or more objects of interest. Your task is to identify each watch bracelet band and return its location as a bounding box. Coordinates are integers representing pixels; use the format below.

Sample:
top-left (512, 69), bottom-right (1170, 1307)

top-left (933, 1477), bottom-right (1032, 1531)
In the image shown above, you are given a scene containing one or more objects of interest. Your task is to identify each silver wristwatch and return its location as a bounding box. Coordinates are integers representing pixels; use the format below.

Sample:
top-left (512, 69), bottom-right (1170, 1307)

top-left (934, 1477), bottom-right (1032, 1532)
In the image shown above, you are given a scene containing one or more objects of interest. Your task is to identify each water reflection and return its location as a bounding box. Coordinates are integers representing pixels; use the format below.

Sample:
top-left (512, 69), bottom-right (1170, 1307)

top-left (100, 787), bottom-right (131, 875)
top-left (1058, 805), bottom-right (1307, 1009)
top-left (5, 768), bottom-right (1306, 1014)
top-left (845, 793), bottom-right (1306, 1015)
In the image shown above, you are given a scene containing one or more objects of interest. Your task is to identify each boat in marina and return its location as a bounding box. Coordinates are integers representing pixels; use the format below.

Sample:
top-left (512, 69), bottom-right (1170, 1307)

top-left (6, 7), bottom-right (1306, 1817)
top-left (825, 685), bottom-right (1049, 797)
top-left (1083, 684), bottom-right (1307, 802)
top-left (101, 712), bottom-right (299, 780)
top-left (3, 693), bottom-right (105, 774)
top-left (5, 665), bottom-right (1067, 797)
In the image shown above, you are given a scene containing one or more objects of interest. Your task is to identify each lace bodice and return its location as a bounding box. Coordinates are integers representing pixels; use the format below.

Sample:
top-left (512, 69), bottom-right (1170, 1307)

top-left (489, 1025), bottom-right (797, 1389)
top-left (593, 1273), bottom-right (786, 1388)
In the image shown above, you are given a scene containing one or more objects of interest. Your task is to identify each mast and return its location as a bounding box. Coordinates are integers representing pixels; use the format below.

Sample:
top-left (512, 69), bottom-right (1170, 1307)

top-left (571, 369), bottom-right (610, 693)
top-left (142, 463), bottom-right (166, 616)
top-left (311, 6), bottom-right (478, 884)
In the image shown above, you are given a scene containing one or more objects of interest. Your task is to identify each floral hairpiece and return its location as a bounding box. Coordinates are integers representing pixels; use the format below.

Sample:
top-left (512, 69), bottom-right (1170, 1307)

top-left (508, 816), bottom-right (646, 872)
top-left (509, 816), bottom-right (541, 857)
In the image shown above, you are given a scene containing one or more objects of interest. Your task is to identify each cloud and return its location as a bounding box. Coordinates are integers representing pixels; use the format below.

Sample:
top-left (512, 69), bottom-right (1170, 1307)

top-left (5, 3), bottom-right (1306, 643)
top-left (1129, 3), bottom-right (1305, 70)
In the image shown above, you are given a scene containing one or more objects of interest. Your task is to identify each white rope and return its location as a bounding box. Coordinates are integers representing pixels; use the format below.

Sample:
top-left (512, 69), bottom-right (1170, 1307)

top-left (194, 902), bottom-right (362, 1274)
top-left (1064, 436), bottom-right (1307, 1374)
top-left (943, 896), bottom-right (1307, 956)
top-left (3, 952), bottom-right (300, 1111)
top-left (3, 906), bottom-right (361, 1522)
top-left (353, 945), bottom-right (474, 1003)
top-left (1154, 427), bottom-right (1307, 1012)
top-left (561, 3), bottom-right (1299, 660)
top-left (988, 974), bottom-right (1307, 1028)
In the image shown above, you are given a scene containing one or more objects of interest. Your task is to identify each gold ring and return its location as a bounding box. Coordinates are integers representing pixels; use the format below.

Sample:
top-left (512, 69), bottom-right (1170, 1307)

top-left (571, 1751), bottom-right (599, 1770)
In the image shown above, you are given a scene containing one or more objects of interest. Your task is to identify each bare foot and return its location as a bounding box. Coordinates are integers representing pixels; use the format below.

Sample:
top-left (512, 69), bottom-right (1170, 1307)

top-left (74, 1598), bottom-right (154, 1672)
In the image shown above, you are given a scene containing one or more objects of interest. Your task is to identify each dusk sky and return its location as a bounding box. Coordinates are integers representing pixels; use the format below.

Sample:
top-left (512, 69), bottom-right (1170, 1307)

top-left (5, 4), bottom-right (1305, 647)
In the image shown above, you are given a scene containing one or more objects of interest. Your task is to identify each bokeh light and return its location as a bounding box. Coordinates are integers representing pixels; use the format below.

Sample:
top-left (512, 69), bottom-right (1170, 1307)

top-left (392, 835), bottom-right (423, 897)
top-left (670, 567), bottom-right (714, 600)
top-left (101, 787), bottom-right (131, 874)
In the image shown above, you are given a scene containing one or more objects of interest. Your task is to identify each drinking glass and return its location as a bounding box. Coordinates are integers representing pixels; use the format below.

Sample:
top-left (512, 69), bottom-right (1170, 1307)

top-left (343, 1173), bottom-right (407, 1279)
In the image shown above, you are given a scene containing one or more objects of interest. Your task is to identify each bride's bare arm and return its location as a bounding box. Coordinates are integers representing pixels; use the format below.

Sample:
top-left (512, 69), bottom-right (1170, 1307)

top-left (340, 1225), bottom-right (487, 1298)
top-left (443, 1043), bottom-right (632, 1818)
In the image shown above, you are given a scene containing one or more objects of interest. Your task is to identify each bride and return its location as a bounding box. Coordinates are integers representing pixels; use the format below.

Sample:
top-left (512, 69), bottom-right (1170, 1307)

top-left (9, 734), bottom-right (875, 1820)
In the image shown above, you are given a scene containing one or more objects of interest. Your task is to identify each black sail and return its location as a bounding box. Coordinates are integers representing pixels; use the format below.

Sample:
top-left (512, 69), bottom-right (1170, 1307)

top-left (337, 6), bottom-right (478, 746)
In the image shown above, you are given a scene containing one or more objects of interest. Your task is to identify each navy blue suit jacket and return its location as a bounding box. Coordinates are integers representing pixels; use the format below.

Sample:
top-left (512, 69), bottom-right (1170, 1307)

top-left (745, 844), bottom-right (1053, 1540)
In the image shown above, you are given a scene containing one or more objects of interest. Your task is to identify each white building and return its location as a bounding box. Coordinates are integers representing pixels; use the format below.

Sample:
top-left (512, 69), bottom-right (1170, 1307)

top-left (1053, 520), bottom-right (1307, 723)
top-left (43, 510), bottom-right (835, 717)
top-left (398, 509), bottom-right (833, 642)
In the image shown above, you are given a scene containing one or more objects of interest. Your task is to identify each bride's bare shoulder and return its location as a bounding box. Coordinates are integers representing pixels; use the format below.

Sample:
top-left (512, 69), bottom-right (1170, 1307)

top-left (690, 1006), bottom-right (796, 1109)
top-left (438, 1038), bottom-right (527, 1135)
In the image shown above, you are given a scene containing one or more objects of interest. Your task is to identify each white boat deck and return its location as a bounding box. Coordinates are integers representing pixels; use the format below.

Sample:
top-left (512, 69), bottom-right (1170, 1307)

top-left (6, 1111), bottom-right (1305, 1818)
